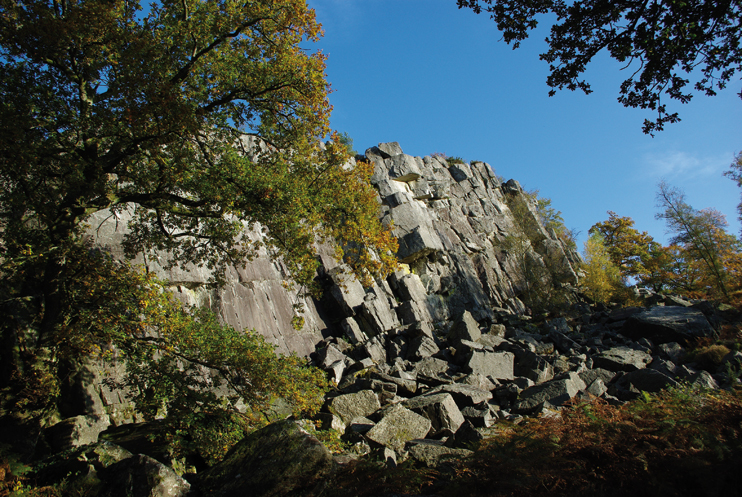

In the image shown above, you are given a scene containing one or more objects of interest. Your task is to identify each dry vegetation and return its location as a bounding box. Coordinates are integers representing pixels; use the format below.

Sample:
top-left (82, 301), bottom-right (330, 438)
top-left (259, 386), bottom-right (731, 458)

top-left (328, 385), bottom-right (742, 497)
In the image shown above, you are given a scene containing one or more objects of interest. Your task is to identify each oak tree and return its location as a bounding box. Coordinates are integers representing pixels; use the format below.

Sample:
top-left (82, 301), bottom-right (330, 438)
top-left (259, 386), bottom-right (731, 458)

top-left (458, 0), bottom-right (742, 134)
top-left (0, 0), bottom-right (395, 454)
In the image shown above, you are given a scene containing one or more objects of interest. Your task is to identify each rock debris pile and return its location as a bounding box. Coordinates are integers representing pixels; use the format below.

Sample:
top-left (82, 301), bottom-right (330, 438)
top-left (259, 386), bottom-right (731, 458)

top-left (311, 293), bottom-right (738, 467)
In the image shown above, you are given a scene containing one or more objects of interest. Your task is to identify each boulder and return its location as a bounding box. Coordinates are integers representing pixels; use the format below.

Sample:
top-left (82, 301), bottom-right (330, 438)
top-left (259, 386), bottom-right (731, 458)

top-left (328, 390), bottom-right (381, 426)
top-left (199, 420), bottom-right (333, 497)
top-left (406, 439), bottom-right (473, 468)
top-left (513, 372), bottom-right (586, 414)
top-left (622, 306), bottom-right (715, 345)
top-left (462, 350), bottom-right (515, 380)
top-left (425, 383), bottom-right (493, 407)
top-left (365, 405), bottom-right (432, 453)
top-left (101, 454), bottom-right (191, 497)
top-left (449, 310), bottom-right (482, 344)
top-left (592, 346), bottom-right (653, 372)
top-left (402, 393), bottom-right (465, 434)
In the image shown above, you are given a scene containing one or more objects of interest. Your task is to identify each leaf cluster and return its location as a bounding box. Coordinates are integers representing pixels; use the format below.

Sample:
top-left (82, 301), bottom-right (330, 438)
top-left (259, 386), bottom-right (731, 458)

top-left (458, 0), bottom-right (742, 133)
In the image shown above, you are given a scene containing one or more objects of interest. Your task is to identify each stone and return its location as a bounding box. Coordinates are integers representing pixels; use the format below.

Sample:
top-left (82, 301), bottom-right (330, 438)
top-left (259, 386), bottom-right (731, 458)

top-left (199, 420), bottom-right (333, 497)
top-left (396, 299), bottom-right (434, 326)
top-left (413, 357), bottom-right (451, 377)
top-left (388, 154), bottom-right (424, 182)
top-left (407, 439), bottom-right (473, 468)
top-left (402, 393), bottom-right (465, 434)
top-left (622, 306), bottom-right (715, 345)
top-left (341, 318), bottom-right (367, 345)
top-left (407, 335), bottom-right (440, 361)
top-left (658, 342), bottom-right (685, 363)
top-left (328, 264), bottom-right (367, 317)
top-left (462, 350), bottom-right (515, 380)
top-left (513, 372), bottom-right (586, 414)
top-left (425, 383), bottom-right (493, 407)
top-left (361, 296), bottom-right (400, 335)
top-left (328, 390), bottom-right (381, 426)
top-left (444, 420), bottom-right (484, 449)
top-left (363, 335), bottom-right (388, 363)
top-left (515, 351), bottom-right (554, 384)
top-left (449, 310), bottom-right (482, 344)
top-left (46, 414), bottom-right (110, 452)
top-left (376, 141), bottom-right (404, 158)
top-left (395, 273), bottom-right (429, 302)
top-left (460, 405), bottom-right (494, 427)
top-left (100, 454), bottom-right (192, 497)
top-left (592, 346), bottom-right (653, 372)
top-left (365, 405), bottom-right (432, 453)
top-left (619, 369), bottom-right (678, 393)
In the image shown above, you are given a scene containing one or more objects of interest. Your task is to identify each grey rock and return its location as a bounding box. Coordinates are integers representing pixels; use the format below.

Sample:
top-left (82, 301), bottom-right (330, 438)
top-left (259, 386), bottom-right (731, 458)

top-left (377, 141), bottom-right (404, 158)
top-left (619, 368), bottom-right (678, 393)
top-left (413, 357), bottom-right (451, 377)
top-left (460, 405), bottom-right (494, 427)
top-left (688, 370), bottom-right (719, 389)
top-left (402, 393), bottom-right (465, 434)
top-left (425, 383), bottom-right (493, 407)
top-left (514, 372), bottom-right (586, 413)
top-left (328, 264), bottom-right (367, 317)
top-left (593, 346), bottom-right (653, 372)
top-left (449, 310), bottom-right (482, 344)
top-left (406, 439), bottom-right (473, 467)
top-left (361, 296), bottom-right (400, 336)
top-left (199, 420), bottom-right (333, 497)
top-left (622, 306), bottom-right (715, 345)
top-left (462, 350), bottom-right (515, 380)
top-left (328, 390), bottom-right (381, 426)
top-left (366, 404), bottom-right (432, 452)
top-left (658, 342), bottom-right (685, 363)
top-left (46, 414), bottom-right (110, 452)
top-left (408, 335), bottom-right (440, 361)
top-left (340, 317), bottom-right (367, 345)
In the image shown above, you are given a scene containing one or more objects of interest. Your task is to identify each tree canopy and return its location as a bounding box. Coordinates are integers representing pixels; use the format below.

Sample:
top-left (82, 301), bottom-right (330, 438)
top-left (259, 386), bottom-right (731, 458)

top-left (458, 0), bottom-right (742, 134)
top-left (0, 0), bottom-right (396, 457)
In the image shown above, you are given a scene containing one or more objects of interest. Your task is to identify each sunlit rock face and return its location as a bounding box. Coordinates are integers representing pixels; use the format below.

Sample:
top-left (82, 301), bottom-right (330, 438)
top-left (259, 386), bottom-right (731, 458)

top-left (89, 141), bottom-right (580, 359)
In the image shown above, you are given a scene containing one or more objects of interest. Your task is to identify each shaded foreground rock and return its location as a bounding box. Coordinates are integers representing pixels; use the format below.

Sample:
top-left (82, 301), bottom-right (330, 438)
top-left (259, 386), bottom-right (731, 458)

top-left (198, 420), bottom-right (334, 497)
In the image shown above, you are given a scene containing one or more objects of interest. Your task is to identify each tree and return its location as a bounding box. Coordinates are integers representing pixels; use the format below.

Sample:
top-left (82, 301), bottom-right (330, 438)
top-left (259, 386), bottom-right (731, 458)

top-left (724, 150), bottom-right (742, 234)
top-left (589, 212), bottom-right (656, 280)
top-left (0, 0), bottom-right (396, 455)
top-left (656, 181), bottom-right (739, 301)
top-left (458, 0), bottom-right (742, 134)
top-left (581, 232), bottom-right (622, 304)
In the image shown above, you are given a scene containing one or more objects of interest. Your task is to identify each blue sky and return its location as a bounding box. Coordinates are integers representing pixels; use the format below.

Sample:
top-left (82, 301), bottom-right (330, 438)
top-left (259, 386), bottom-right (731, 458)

top-left (306, 0), bottom-right (742, 249)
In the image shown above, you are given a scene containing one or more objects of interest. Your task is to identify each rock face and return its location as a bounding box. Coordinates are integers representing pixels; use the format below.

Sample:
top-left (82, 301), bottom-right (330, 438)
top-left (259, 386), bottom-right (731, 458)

top-left (73, 141), bottom-right (580, 426)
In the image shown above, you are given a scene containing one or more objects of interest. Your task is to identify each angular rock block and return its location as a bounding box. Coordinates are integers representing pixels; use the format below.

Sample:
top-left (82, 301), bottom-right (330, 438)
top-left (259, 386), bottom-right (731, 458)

top-left (328, 390), bottom-right (381, 426)
top-left (365, 404), bottom-right (431, 453)
top-left (403, 393), bottom-right (465, 434)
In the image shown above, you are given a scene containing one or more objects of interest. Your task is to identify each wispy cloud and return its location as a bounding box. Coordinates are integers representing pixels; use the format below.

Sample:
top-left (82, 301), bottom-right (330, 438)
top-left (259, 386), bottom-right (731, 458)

top-left (642, 150), bottom-right (732, 179)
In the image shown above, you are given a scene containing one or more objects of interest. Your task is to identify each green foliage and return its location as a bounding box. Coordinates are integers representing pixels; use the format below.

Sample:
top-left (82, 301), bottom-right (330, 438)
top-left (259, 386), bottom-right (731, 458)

top-left (724, 150), bottom-right (742, 236)
top-left (0, 0), bottom-right (395, 458)
top-left (2, 247), bottom-right (329, 464)
top-left (336, 132), bottom-right (358, 156)
top-left (446, 156), bottom-right (466, 164)
top-left (459, 0), bottom-right (742, 134)
top-left (501, 190), bottom-right (575, 314)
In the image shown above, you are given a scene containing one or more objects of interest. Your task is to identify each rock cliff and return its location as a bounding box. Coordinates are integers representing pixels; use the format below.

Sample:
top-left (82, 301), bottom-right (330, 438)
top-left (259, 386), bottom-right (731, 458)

top-left (89, 141), bottom-right (579, 361)
top-left (78, 141), bottom-right (581, 427)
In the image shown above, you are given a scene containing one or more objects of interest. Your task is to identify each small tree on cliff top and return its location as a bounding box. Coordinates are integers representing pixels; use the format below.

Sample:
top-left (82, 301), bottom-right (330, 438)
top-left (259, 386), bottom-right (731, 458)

top-left (0, 0), bottom-right (395, 454)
